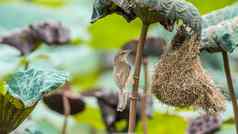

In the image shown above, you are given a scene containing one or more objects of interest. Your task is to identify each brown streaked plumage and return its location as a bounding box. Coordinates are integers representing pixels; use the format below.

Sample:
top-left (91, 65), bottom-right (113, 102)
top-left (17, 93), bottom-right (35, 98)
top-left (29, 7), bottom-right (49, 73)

top-left (113, 49), bottom-right (132, 111)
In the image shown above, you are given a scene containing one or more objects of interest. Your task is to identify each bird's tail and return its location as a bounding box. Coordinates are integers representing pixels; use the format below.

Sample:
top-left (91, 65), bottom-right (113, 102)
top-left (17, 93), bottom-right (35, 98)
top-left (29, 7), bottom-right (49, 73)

top-left (117, 89), bottom-right (129, 112)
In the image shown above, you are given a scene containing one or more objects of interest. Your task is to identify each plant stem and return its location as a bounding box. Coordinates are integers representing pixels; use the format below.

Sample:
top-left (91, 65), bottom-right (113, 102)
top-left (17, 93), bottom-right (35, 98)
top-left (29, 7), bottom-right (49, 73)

top-left (21, 56), bottom-right (29, 70)
top-left (24, 60), bottom-right (29, 70)
top-left (128, 23), bottom-right (149, 133)
top-left (222, 51), bottom-right (238, 134)
top-left (62, 94), bottom-right (70, 134)
top-left (141, 58), bottom-right (149, 134)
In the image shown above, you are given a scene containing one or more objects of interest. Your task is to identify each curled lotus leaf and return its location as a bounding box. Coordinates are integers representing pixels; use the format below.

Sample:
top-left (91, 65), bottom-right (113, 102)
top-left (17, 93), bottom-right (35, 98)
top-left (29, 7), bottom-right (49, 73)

top-left (0, 68), bottom-right (69, 134)
top-left (91, 0), bottom-right (136, 23)
top-left (91, 0), bottom-right (202, 33)
top-left (202, 17), bottom-right (238, 53)
top-left (202, 3), bottom-right (238, 29)
top-left (43, 84), bottom-right (86, 115)
top-left (154, 7), bottom-right (238, 53)
top-left (0, 20), bottom-right (71, 56)
top-left (30, 21), bottom-right (71, 45)
top-left (187, 115), bottom-right (222, 134)
top-left (0, 27), bottom-right (41, 55)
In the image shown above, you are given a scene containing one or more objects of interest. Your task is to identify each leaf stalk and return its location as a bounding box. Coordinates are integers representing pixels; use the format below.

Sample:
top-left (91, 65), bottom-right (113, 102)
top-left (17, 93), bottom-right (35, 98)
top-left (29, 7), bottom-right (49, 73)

top-left (128, 23), bottom-right (149, 133)
top-left (222, 51), bottom-right (238, 134)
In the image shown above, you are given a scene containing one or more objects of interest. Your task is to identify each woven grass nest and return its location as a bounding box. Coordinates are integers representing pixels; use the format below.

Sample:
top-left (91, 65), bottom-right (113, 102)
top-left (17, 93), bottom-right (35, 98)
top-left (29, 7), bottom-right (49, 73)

top-left (151, 34), bottom-right (226, 114)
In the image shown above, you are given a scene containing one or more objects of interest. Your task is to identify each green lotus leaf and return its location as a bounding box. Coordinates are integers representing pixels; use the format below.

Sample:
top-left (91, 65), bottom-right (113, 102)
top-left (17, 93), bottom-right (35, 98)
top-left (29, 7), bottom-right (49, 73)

top-left (7, 68), bottom-right (69, 108)
top-left (202, 17), bottom-right (238, 53)
top-left (201, 3), bottom-right (238, 28)
top-left (214, 25), bottom-right (238, 53)
top-left (0, 68), bottom-right (69, 134)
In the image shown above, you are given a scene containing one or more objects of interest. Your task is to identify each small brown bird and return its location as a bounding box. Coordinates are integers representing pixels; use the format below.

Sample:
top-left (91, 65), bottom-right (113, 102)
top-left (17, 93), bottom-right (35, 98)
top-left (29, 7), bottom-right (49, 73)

top-left (113, 49), bottom-right (132, 111)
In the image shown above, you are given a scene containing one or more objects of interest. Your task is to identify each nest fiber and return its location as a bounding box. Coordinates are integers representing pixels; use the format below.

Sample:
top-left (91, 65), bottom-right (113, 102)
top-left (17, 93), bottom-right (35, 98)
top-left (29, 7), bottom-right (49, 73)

top-left (152, 36), bottom-right (225, 114)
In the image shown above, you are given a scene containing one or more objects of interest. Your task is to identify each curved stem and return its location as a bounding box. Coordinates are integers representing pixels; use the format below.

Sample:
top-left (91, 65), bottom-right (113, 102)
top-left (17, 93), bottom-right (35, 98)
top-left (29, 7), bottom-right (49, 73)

top-left (141, 58), bottom-right (149, 134)
top-left (128, 23), bottom-right (149, 133)
top-left (222, 51), bottom-right (238, 134)
top-left (62, 93), bottom-right (70, 134)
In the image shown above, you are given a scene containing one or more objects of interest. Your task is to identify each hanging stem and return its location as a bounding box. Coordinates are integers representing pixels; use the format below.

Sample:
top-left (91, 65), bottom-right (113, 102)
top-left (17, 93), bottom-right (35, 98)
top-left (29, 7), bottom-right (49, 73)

top-left (128, 23), bottom-right (149, 133)
top-left (62, 93), bottom-right (70, 134)
top-left (222, 51), bottom-right (238, 134)
top-left (24, 60), bottom-right (29, 70)
top-left (141, 58), bottom-right (149, 134)
top-left (21, 56), bottom-right (29, 70)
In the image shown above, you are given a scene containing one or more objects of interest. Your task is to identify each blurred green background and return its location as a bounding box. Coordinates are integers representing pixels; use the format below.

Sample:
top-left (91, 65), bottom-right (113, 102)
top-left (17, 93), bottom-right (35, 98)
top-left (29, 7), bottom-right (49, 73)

top-left (0, 0), bottom-right (238, 134)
